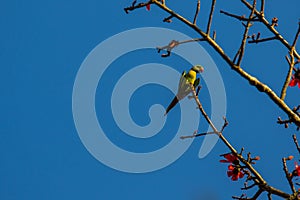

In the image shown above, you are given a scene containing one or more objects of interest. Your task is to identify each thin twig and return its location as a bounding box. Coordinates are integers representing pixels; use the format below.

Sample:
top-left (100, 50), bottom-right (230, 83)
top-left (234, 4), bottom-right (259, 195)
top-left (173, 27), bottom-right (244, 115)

top-left (193, 0), bottom-right (201, 25)
top-left (282, 157), bottom-right (296, 193)
top-left (241, 183), bottom-right (257, 190)
top-left (206, 0), bottom-right (216, 35)
top-left (260, 0), bottom-right (265, 15)
top-left (252, 188), bottom-right (264, 199)
top-left (213, 31), bottom-right (216, 40)
top-left (233, 48), bottom-right (241, 64)
top-left (232, 194), bottom-right (247, 200)
top-left (292, 22), bottom-right (300, 49)
top-left (180, 131), bottom-right (215, 140)
top-left (220, 117), bottom-right (229, 132)
top-left (267, 192), bottom-right (272, 200)
top-left (280, 53), bottom-right (295, 100)
top-left (181, 116), bottom-right (228, 139)
top-left (293, 134), bottom-right (300, 154)
top-left (236, 0), bottom-right (257, 66)
top-left (220, 10), bottom-right (259, 22)
top-left (163, 15), bottom-right (173, 23)
top-left (248, 36), bottom-right (277, 44)
top-left (157, 38), bottom-right (205, 57)
top-left (124, 0), bottom-right (151, 14)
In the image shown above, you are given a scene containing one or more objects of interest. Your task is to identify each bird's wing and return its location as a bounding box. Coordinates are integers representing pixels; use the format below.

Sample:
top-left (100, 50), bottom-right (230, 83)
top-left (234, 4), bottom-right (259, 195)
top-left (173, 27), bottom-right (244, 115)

top-left (177, 71), bottom-right (192, 100)
top-left (178, 71), bottom-right (186, 89)
top-left (193, 78), bottom-right (200, 87)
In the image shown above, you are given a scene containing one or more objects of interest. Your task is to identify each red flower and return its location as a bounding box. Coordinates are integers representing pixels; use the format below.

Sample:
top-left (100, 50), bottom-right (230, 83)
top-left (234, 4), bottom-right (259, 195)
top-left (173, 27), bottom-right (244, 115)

top-left (294, 162), bottom-right (300, 176)
top-left (227, 165), bottom-right (244, 181)
top-left (220, 153), bottom-right (239, 165)
top-left (289, 75), bottom-right (300, 88)
top-left (289, 70), bottom-right (300, 88)
top-left (146, 4), bottom-right (151, 11)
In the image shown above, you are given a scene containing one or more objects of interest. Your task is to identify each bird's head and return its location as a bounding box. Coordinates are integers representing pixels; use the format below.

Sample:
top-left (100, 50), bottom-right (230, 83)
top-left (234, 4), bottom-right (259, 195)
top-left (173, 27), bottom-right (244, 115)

top-left (191, 65), bottom-right (204, 73)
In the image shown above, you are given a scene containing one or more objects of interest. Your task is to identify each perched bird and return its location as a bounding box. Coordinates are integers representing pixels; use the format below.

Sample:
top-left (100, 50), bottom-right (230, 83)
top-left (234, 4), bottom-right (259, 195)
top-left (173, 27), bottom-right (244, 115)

top-left (165, 65), bottom-right (204, 115)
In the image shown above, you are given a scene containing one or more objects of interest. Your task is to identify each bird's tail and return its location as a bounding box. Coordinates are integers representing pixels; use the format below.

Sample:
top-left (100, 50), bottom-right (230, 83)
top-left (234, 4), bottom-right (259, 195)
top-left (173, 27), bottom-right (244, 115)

top-left (164, 96), bottom-right (179, 116)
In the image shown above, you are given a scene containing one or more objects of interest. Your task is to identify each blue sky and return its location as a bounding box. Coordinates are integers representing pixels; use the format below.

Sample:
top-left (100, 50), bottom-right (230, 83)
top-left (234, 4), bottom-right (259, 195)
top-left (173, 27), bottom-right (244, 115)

top-left (2, 0), bottom-right (300, 199)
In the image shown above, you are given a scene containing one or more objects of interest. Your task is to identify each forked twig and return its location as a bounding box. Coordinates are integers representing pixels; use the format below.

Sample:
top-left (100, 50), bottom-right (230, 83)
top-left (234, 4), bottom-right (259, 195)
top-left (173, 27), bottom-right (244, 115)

top-left (220, 10), bottom-right (259, 22)
top-left (206, 0), bottom-right (217, 35)
top-left (240, 0), bottom-right (300, 60)
top-left (280, 53), bottom-right (295, 100)
top-left (282, 157), bottom-right (296, 193)
top-left (248, 36), bottom-right (277, 44)
top-left (293, 134), bottom-right (300, 154)
top-left (157, 38), bottom-right (205, 57)
top-left (236, 0), bottom-right (257, 66)
top-left (193, 0), bottom-right (201, 25)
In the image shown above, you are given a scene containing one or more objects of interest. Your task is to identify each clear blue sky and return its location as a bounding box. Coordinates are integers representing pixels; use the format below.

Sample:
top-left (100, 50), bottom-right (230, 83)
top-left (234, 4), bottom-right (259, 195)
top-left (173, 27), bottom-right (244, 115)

top-left (2, 0), bottom-right (299, 199)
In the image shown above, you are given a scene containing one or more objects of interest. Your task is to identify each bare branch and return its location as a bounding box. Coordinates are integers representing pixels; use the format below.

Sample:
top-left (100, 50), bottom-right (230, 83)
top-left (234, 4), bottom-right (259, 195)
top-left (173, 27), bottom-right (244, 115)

top-left (193, 0), bottom-right (201, 25)
top-left (232, 194), bottom-right (247, 200)
top-left (220, 10), bottom-right (259, 22)
top-left (213, 31), bottom-right (216, 40)
top-left (280, 53), bottom-right (295, 100)
top-left (163, 15), bottom-right (173, 23)
top-left (252, 189), bottom-right (264, 199)
top-left (125, 1), bottom-right (300, 198)
top-left (267, 192), bottom-right (272, 200)
top-left (157, 38), bottom-right (205, 57)
top-left (220, 117), bottom-right (229, 132)
top-left (189, 86), bottom-right (290, 198)
top-left (181, 116), bottom-right (228, 139)
top-left (206, 0), bottom-right (217, 35)
top-left (282, 157), bottom-right (296, 193)
top-left (180, 131), bottom-right (215, 140)
top-left (277, 106), bottom-right (300, 130)
top-left (240, 0), bottom-right (300, 60)
top-left (241, 183), bottom-right (257, 190)
top-left (260, 0), bottom-right (265, 15)
top-left (151, 0), bottom-right (300, 126)
top-left (236, 0), bottom-right (257, 66)
top-left (233, 48), bottom-right (241, 64)
top-left (124, 0), bottom-right (151, 14)
top-left (248, 36), bottom-right (277, 44)
top-left (293, 134), bottom-right (300, 154)
top-left (292, 22), bottom-right (300, 49)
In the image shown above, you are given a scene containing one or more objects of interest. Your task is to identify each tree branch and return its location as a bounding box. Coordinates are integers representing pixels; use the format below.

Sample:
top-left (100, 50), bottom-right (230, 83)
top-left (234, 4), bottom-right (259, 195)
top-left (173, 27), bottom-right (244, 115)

top-left (206, 0), bottom-right (216, 35)
top-left (252, 188), bottom-right (264, 199)
top-left (189, 85), bottom-right (290, 198)
top-left (151, 0), bottom-right (300, 127)
top-left (293, 134), bottom-right (300, 154)
top-left (248, 36), bottom-right (277, 44)
top-left (260, 0), bottom-right (265, 15)
top-left (292, 22), bottom-right (300, 49)
top-left (124, 0), bottom-right (151, 14)
top-left (193, 0), bottom-right (201, 25)
top-left (156, 38), bottom-right (205, 57)
top-left (236, 0), bottom-right (257, 66)
top-left (282, 157), bottom-right (296, 193)
top-left (280, 53), bottom-right (295, 100)
top-left (240, 0), bottom-right (300, 60)
top-left (220, 10), bottom-right (259, 22)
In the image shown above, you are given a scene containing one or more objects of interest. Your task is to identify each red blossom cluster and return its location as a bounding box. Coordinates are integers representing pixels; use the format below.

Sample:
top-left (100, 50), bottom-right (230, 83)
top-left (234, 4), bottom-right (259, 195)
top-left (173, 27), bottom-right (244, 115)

top-left (293, 162), bottom-right (300, 177)
top-left (220, 154), bottom-right (244, 181)
top-left (289, 69), bottom-right (300, 88)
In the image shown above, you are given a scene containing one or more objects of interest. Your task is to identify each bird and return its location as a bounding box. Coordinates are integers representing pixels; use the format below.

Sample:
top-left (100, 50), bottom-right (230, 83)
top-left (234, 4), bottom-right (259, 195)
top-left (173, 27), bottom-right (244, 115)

top-left (164, 65), bottom-right (204, 115)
